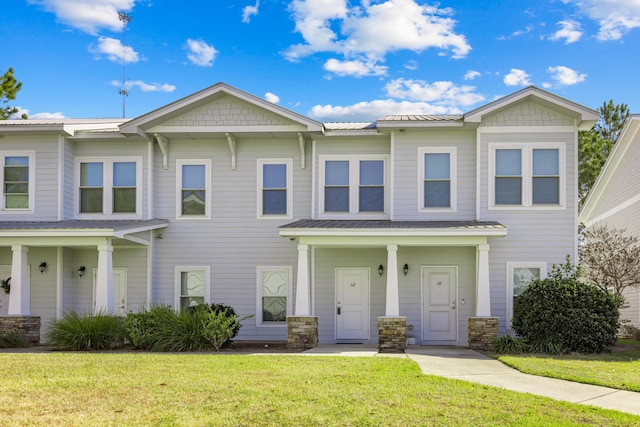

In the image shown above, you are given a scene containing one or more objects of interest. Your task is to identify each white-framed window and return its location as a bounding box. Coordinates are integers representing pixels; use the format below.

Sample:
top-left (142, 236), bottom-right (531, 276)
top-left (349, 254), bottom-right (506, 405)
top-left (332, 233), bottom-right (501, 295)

top-left (176, 159), bottom-right (211, 220)
top-left (489, 143), bottom-right (565, 209)
top-left (257, 159), bottom-right (293, 218)
top-left (256, 266), bottom-right (292, 327)
top-left (418, 147), bottom-right (457, 212)
top-left (1, 151), bottom-right (35, 212)
top-left (76, 157), bottom-right (142, 217)
top-left (506, 262), bottom-right (547, 327)
top-left (318, 155), bottom-right (389, 218)
top-left (175, 266), bottom-right (210, 311)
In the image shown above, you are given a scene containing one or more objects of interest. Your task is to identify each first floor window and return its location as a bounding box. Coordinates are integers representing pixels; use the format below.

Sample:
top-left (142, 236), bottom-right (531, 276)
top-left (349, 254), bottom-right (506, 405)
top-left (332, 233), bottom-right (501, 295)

top-left (177, 159), bottom-right (211, 219)
top-left (177, 268), bottom-right (208, 311)
top-left (3, 155), bottom-right (31, 210)
top-left (507, 262), bottom-right (546, 326)
top-left (257, 267), bottom-right (291, 325)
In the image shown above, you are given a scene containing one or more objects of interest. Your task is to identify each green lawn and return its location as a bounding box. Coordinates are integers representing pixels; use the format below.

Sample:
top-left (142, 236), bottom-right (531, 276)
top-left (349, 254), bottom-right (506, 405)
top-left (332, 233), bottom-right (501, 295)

top-left (496, 340), bottom-right (640, 392)
top-left (0, 353), bottom-right (638, 426)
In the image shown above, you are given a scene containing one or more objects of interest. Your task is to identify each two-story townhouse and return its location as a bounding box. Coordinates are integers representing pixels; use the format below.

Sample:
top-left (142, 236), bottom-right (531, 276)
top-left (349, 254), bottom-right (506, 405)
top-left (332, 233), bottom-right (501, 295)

top-left (0, 83), bottom-right (597, 350)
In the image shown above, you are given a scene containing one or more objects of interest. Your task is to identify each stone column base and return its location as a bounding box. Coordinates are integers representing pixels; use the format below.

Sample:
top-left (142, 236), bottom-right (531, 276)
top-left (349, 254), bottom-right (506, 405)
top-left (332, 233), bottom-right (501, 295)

top-left (468, 317), bottom-right (499, 351)
top-left (378, 316), bottom-right (406, 353)
top-left (0, 316), bottom-right (41, 344)
top-left (286, 316), bottom-right (318, 349)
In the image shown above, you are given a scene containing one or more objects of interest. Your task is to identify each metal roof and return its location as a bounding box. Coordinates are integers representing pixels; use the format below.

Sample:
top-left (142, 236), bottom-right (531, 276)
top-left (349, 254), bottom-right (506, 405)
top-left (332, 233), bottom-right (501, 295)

top-left (0, 219), bottom-right (168, 231)
top-left (281, 219), bottom-right (505, 230)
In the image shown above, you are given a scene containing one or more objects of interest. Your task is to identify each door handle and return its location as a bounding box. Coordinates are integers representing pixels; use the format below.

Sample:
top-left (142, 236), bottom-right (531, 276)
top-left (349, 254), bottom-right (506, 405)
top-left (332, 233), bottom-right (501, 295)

top-left (337, 307), bottom-right (341, 315)
top-left (452, 302), bottom-right (456, 310)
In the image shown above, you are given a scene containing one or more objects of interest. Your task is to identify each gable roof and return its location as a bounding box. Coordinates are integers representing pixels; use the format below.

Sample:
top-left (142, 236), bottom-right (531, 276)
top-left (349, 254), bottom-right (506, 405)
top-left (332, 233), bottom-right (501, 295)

top-left (119, 82), bottom-right (323, 136)
top-left (579, 115), bottom-right (640, 225)
top-left (464, 86), bottom-right (599, 130)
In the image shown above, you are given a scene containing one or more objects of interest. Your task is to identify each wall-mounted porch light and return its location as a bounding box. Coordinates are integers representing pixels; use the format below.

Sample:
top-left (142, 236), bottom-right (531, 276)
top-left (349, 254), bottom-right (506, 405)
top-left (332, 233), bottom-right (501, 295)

top-left (378, 264), bottom-right (384, 277)
top-left (39, 261), bottom-right (47, 274)
top-left (403, 263), bottom-right (409, 276)
top-left (78, 266), bottom-right (86, 277)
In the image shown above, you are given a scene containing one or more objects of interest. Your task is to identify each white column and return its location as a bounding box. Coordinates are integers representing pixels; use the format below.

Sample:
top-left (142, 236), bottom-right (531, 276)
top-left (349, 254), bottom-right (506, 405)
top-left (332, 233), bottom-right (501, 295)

top-left (294, 244), bottom-right (310, 316)
top-left (8, 245), bottom-right (30, 315)
top-left (385, 244), bottom-right (400, 317)
top-left (95, 240), bottom-right (114, 314)
top-left (476, 244), bottom-right (491, 316)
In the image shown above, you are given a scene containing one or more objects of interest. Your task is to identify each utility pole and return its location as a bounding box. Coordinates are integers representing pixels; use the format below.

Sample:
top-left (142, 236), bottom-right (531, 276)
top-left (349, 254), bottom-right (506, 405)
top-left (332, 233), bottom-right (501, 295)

top-left (118, 11), bottom-right (132, 118)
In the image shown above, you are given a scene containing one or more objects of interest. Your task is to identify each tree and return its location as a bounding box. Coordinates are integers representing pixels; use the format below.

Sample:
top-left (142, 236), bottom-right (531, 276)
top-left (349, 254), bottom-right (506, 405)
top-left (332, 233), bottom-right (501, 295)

top-left (579, 225), bottom-right (640, 300)
top-left (0, 67), bottom-right (27, 120)
top-left (578, 100), bottom-right (630, 208)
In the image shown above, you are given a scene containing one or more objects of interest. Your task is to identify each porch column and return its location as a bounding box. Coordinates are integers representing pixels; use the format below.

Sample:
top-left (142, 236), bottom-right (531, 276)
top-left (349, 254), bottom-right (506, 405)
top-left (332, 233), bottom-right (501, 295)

top-left (476, 244), bottom-right (491, 316)
top-left (95, 240), bottom-right (114, 314)
top-left (385, 244), bottom-right (400, 316)
top-left (8, 244), bottom-right (30, 315)
top-left (294, 244), bottom-right (310, 316)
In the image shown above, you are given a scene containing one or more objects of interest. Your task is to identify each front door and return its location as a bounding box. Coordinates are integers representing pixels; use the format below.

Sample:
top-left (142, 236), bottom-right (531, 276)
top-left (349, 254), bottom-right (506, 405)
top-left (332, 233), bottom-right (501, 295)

top-left (93, 268), bottom-right (127, 316)
top-left (422, 266), bottom-right (457, 341)
top-left (336, 268), bottom-right (370, 340)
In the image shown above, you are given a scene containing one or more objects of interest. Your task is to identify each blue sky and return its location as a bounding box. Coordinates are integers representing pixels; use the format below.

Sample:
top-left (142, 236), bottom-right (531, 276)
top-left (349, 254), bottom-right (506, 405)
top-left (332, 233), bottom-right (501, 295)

top-left (2, 0), bottom-right (639, 121)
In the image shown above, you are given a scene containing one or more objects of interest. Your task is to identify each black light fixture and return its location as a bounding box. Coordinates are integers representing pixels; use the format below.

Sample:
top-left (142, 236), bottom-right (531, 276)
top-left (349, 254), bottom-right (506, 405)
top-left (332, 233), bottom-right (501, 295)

top-left (378, 264), bottom-right (384, 276)
top-left (78, 266), bottom-right (86, 277)
top-left (403, 263), bottom-right (409, 276)
top-left (39, 261), bottom-right (47, 274)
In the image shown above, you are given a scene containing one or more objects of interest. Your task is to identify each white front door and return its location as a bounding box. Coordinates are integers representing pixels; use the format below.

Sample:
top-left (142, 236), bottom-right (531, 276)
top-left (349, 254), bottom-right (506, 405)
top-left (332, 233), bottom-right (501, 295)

top-left (422, 266), bottom-right (457, 341)
top-left (336, 268), bottom-right (370, 340)
top-left (93, 268), bottom-right (127, 316)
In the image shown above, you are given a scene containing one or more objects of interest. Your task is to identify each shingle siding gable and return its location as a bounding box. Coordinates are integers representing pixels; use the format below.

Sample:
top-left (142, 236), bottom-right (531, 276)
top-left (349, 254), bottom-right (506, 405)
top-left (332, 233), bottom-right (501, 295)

top-left (481, 100), bottom-right (574, 127)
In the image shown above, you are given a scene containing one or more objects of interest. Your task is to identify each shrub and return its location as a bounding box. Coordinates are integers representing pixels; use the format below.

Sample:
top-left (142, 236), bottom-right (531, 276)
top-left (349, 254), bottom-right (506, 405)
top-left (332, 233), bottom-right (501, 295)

top-left (512, 257), bottom-right (621, 353)
top-left (123, 305), bottom-right (175, 350)
top-left (621, 324), bottom-right (640, 340)
top-left (47, 311), bottom-right (125, 351)
top-left (491, 336), bottom-right (565, 354)
top-left (0, 332), bottom-right (29, 349)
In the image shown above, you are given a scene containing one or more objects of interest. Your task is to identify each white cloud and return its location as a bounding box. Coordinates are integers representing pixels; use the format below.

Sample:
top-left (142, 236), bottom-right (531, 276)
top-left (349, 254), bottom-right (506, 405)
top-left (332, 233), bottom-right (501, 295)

top-left (112, 80), bottom-right (176, 92)
top-left (28, 0), bottom-right (136, 34)
top-left (547, 65), bottom-right (587, 86)
top-left (549, 20), bottom-right (583, 43)
top-left (264, 92), bottom-right (280, 103)
top-left (284, 0), bottom-right (471, 66)
top-left (309, 98), bottom-right (461, 121)
top-left (464, 70), bottom-right (481, 80)
top-left (503, 69), bottom-right (531, 86)
top-left (323, 58), bottom-right (388, 77)
top-left (563, 0), bottom-right (640, 40)
top-left (185, 39), bottom-right (218, 67)
top-left (404, 60), bottom-right (418, 70)
top-left (10, 107), bottom-right (66, 119)
top-left (498, 24), bottom-right (535, 40)
top-left (242, 1), bottom-right (260, 23)
top-left (90, 37), bottom-right (139, 63)
top-left (384, 79), bottom-right (485, 107)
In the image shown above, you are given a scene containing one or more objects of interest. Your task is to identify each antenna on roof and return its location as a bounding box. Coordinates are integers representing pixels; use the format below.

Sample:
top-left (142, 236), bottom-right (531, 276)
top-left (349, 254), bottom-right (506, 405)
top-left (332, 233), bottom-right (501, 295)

top-left (117, 11), bottom-right (132, 119)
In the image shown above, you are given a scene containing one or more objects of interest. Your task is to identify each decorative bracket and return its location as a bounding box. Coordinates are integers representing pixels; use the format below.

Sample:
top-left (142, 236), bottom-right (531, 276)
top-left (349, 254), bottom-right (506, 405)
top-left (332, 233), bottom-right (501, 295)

top-left (154, 133), bottom-right (169, 170)
top-left (298, 132), bottom-right (306, 169)
top-left (225, 132), bottom-right (237, 170)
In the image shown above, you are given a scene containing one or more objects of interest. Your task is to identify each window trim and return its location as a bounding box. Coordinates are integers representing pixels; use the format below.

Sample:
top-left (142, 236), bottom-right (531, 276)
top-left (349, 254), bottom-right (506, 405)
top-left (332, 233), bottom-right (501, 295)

top-left (256, 266), bottom-right (292, 327)
top-left (417, 147), bottom-right (457, 213)
top-left (256, 158), bottom-right (293, 219)
top-left (488, 143), bottom-right (565, 210)
top-left (75, 156), bottom-right (143, 218)
top-left (175, 159), bottom-right (212, 220)
top-left (506, 261), bottom-right (547, 328)
top-left (174, 266), bottom-right (211, 311)
top-left (318, 154), bottom-right (389, 219)
top-left (1, 151), bottom-right (35, 213)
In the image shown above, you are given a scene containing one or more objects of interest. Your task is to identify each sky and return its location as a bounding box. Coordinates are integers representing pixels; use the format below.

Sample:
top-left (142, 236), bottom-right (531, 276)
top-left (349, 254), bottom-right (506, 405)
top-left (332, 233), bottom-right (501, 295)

top-left (1, 0), bottom-right (639, 122)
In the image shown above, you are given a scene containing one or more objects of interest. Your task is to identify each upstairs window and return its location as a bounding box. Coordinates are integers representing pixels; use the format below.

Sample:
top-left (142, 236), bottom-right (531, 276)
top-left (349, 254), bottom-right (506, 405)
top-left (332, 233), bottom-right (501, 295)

top-left (3, 154), bottom-right (33, 211)
top-left (258, 159), bottom-right (292, 218)
top-left (490, 144), bottom-right (564, 209)
top-left (176, 159), bottom-right (211, 219)
top-left (77, 157), bottom-right (141, 216)
top-left (320, 156), bottom-right (388, 218)
top-left (418, 147), bottom-right (457, 211)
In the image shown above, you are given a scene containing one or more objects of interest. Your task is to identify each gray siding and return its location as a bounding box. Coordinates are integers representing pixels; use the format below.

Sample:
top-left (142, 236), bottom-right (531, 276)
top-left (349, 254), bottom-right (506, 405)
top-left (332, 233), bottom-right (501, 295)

top-left (482, 100), bottom-right (575, 127)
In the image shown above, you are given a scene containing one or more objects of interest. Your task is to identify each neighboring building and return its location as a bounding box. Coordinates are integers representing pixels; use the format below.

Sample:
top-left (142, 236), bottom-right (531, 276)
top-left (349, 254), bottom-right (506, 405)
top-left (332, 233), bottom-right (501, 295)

top-left (0, 83), bottom-right (598, 349)
top-left (579, 116), bottom-right (640, 328)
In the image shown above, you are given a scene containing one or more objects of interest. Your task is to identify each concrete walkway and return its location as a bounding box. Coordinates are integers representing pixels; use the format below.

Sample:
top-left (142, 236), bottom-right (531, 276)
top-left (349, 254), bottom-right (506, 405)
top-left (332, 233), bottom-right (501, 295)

top-left (302, 345), bottom-right (640, 416)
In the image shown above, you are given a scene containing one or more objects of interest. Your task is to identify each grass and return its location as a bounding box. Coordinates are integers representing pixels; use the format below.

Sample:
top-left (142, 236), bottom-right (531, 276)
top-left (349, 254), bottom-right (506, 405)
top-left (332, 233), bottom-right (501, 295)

top-left (496, 339), bottom-right (640, 392)
top-left (0, 353), bottom-right (638, 426)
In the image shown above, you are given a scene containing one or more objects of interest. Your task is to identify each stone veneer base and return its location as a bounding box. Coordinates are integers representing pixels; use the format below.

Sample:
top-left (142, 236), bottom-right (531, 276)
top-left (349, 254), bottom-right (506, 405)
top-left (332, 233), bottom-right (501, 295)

top-left (286, 316), bottom-right (318, 349)
top-left (0, 316), bottom-right (41, 344)
top-left (468, 317), bottom-right (499, 351)
top-left (378, 316), bottom-right (406, 353)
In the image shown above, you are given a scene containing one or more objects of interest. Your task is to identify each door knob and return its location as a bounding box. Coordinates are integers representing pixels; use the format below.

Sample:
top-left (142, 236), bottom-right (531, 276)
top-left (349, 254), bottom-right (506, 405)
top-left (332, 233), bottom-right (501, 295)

top-left (337, 307), bottom-right (341, 315)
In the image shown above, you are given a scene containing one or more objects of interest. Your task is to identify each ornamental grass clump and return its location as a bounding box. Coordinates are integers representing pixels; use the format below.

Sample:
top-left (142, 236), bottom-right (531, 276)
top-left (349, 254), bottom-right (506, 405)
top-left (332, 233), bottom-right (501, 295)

top-left (47, 311), bottom-right (125, 351)
top-left (0, 331), bottom-right (29, 348)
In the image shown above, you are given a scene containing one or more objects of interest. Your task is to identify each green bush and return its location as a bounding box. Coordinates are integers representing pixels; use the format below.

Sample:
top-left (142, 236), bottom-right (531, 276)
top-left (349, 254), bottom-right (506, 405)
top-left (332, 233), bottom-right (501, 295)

top-left (621, 324), bottom-right (640, 340)
top-left (47, 311), bottom-right (125, 351)
top-left (122, 305), bottom-right (175, 350)
top-left (0, 332), bottom-right (30, 348)
top-left (512, 257), bottom-right (621, 353)
top-left (491, 335), bottom-right (565, 354)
